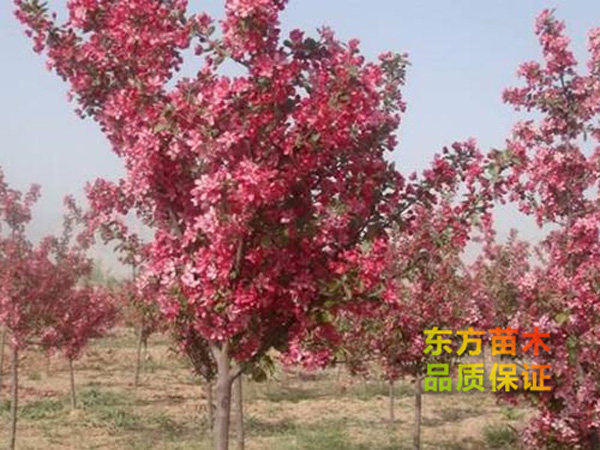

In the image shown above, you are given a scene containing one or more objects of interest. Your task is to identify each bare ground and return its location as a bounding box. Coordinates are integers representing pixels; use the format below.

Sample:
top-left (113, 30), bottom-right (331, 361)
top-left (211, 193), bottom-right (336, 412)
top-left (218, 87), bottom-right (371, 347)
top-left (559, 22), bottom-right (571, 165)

top-left (0, 328), bottom-right (529, 449)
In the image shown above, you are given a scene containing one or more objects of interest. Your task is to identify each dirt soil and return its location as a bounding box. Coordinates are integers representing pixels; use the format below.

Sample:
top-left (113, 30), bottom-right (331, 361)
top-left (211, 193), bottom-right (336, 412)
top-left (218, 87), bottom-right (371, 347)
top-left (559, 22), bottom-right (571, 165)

top-left (0, 327), bottom-right (530, 449)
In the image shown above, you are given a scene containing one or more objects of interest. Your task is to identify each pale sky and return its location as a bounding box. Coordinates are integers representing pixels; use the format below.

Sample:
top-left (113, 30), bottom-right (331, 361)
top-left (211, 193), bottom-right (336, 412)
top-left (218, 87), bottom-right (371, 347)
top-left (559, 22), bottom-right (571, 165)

top-left (2, 1), bottom-right (599, 274)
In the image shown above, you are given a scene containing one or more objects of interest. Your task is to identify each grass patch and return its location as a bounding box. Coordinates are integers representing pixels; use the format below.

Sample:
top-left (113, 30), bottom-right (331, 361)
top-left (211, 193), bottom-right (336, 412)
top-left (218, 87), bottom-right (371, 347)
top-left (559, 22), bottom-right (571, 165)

top-left (80, 388), bottom-right (140, 430)
top-left (81, 388), bottom-right (127, 408)
top-left (291, 425), bottom-right (350, 449)
top-left (274, 419), bottom-right (400, 450)
top-left (95, 407), bottom-right (141, 430)
top-left (149, 412), bottom-right (188, 440)
top-left (483, 423), bottom-right (518, 448)
top-left (20, 398), bottom-right (64, 419)
top-left (262, 385), bottom-right (324, 403)
top-left (0, 399), bottom-right (10, 414)
top-left (439, 406), bottom-right (484, 423)
top-left (246, 415), bottom-right (297, 437)
top-left (500, 406), bottom-right (523, 421)
top-left (349, 381), bottom-right (412, 401)
top-left (438, 439), bottom-right (482, 450)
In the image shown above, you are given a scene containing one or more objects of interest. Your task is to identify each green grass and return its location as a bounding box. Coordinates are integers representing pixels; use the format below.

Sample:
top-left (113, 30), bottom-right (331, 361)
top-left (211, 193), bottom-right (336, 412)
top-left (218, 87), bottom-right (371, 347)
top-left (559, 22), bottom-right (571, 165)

top-left (262, 385), bottom-right (324, 403)
top-left (20, 398), bottom-right (64, 419)
top-left (255, 417), bottom-right (403, 450)
top-left (96, 407), bottom-right (141, 429)
top-left (500, 406), bottom-right (523, 421)
top-left (81, 388), bottom-right (127, 408)
top-left (245, 415), bottom-right (297, 436)
top-left (80, 388), bottom-right (141, 430)
top-left (439, 406), bottom-right (484, 423)
top-left (149, 412), bottom-right (190, 441)
top-left (0, 399), bottom-right (10, 414)
top-left (483, 423), bottom-right (518, 449)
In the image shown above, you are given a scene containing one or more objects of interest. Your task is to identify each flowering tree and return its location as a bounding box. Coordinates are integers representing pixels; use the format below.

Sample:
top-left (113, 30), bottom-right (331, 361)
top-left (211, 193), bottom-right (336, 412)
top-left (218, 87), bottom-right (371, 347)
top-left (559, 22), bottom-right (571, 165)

top-left (0, 168), bottom-right (117, 445)
top-left (43, 285), bottom-right (117, 408)
top-left (118, 278), bottom-right (161, 386)
top-left (0, 167), bottom-right (59, 450)
top-left (334, 207), bottom-right (469, 445)
top-left (467, 229), bottom-right (531, 334)
top-left (281, 138), bottom-right (508, 450)
top-left (95, 228), bottom-right (163, 388)
top-left (501, 10), bottom-right (600, 448)
top-left (14, 1), bottom-right (415, 447)
top-left (35, 198), bottom-right (119, 408)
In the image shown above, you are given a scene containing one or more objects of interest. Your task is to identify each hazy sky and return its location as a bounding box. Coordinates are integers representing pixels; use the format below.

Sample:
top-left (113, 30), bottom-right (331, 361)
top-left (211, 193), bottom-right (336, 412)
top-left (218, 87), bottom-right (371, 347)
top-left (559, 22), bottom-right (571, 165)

top-left (1, 1), bottom-right (599, 273)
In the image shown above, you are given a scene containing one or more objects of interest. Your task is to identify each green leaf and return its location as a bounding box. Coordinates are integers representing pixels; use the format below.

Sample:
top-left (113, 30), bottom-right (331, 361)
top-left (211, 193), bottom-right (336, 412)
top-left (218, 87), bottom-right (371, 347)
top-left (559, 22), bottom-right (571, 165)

top-left (566, 335), bottom-right (577, 365)
top-left (555, 312), bottom-right (569, 325)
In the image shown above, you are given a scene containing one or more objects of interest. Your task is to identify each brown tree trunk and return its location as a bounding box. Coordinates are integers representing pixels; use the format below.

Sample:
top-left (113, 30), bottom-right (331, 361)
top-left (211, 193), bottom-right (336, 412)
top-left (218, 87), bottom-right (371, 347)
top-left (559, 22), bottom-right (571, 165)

top-left (68, 358), bottom-right (77, 408)
top-left (45, 352), bottom-right (51, 377)
top-left (0, 325), bottom-right (5, 391)
top-left (142, 336), bottom-right (148, 362)
top-left (134, 325), bottom-right (144, 388)
top-left (213, 344), bottom-right (233, 450)
top-left (388, 379), bottom-right (395, 423)
top-left (413, 374), bottom-right (422, 450)
top-left (589, 429), bottom-right (600, 449)
top-left (8, 343), bottom-right (18, 450)
top-left (234, 373), bottom-right (244, 450)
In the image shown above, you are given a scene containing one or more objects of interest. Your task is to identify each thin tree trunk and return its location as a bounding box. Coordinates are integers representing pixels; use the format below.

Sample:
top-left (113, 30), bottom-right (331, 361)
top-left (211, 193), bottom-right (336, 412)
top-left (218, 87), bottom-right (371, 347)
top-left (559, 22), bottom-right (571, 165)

top-left (142, 336), bottom-right (148, 363)
top-left (213, 344), bottom-right (233, 450)
top-left (45, 352), bottom-right (51, 377)
top-left (206, 380), bottom-right (214, 431)
top-left (8, 343), bottom-right (18, 450)
top-left (68, 358), bottom-right (77, 409)
top-left (234, 374), bottom-right (244, 450)
top-left (589, 429), bottom-right (600, 449)
top-left (388, 379), bottom-right (395, 423)
top-left (134, 325), bottom-right (144, 388)
top-left (0, 325), bottom-right (5, 391)
top-left (413, 374), bottom-right (422, 450)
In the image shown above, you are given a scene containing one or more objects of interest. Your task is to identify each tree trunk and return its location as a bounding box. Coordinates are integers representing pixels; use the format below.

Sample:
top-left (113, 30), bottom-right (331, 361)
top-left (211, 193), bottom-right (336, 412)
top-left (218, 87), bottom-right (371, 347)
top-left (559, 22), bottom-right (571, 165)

top-left (388, 379), bottom-right (395, 423)
top-left (134, 325), bottom-right (144, 388)
top-left (0, 326), bottom-right (5, 391)
top-left (206, 380), bottom-right (214, 431)
top-left (413, 374), bottom-right (422, 450)
top-left (68, 358), bottom-right (77, 409)
top-left (45, 353), bottom-right (51, 377)
top-left (142, 336), bottom-right (148, 363)
top-left (8, 343), bottom-right (18, 450)
top-left (589, 429), bottom-right (600, 449)
top-left (213, 344), bottom-right (233, 450)
top-left (234, 374), bottom-right (244, 450)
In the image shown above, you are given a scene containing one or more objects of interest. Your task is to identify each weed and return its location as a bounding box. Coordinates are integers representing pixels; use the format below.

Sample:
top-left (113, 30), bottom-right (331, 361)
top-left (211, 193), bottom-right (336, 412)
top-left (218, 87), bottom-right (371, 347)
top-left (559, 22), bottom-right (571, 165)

top-left (483, 423), bottom-right (518, 449)
top-left (20, 399), bottom-right (64, 419)
top-left (81, 388), bottom-right (126, 408)
top-left (500, 406), bottom-right (523, 421)
top-left (96, 407), bottom-right (141, 430)
top-left (245, 415), bottom-right (296, 436)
